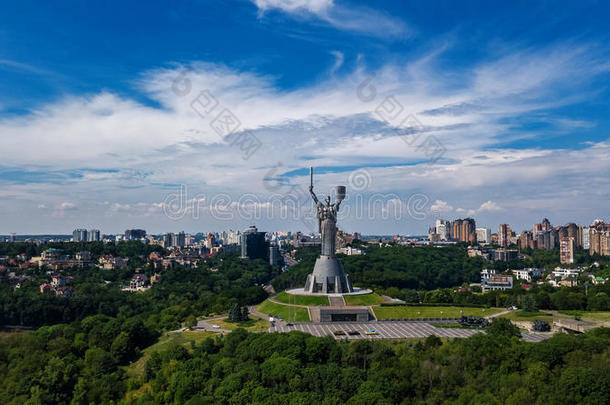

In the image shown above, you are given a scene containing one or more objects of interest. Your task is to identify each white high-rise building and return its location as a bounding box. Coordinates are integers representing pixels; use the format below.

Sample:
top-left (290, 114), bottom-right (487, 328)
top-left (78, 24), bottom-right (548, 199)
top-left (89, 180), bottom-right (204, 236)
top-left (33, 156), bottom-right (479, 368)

top-left (435, 219), bottom-right (450, 241)
top-left (583, 229), bottom-right (590, 249)
top-left (476, 228), bottom-right (491, 244)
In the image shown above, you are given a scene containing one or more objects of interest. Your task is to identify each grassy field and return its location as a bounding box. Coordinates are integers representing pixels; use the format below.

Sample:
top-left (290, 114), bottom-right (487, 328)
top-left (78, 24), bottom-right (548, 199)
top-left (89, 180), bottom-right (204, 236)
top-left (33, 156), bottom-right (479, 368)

top-left (344, 293), bottom-right (384, 306)
top-left (258, 299), bottom-right (310, 322)
top-left (499, 310), bottom-right (557, 322)
top-left (124, 330), bottom-right (216, 379)
top-left (274, 291), bottom-right (329, 306)
top-left (558, 311), bottom-right (610, 322)
top-left (373, 306), bottom-right (503, 320)
top-left (208, 316), bottom-right (269, 332)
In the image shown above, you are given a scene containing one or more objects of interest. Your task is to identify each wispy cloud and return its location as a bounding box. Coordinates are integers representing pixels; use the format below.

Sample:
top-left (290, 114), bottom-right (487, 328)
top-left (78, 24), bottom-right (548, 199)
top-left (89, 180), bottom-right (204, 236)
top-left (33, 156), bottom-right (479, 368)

top-left (251, 0), bottom-right (410, 38)
top-left (0, 41), bottom-right (609, 232)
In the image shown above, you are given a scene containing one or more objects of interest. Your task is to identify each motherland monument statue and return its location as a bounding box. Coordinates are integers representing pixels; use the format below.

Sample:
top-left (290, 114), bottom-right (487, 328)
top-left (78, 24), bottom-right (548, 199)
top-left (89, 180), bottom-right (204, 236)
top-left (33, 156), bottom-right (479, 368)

top-left (303, 167), bottom-right (354, 294)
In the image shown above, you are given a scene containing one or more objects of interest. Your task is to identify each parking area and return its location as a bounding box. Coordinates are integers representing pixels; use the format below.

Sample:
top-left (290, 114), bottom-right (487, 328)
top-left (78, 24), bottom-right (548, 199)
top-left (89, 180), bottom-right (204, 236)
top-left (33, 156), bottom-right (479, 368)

top-left (269, 321), bottom-right (481, 340)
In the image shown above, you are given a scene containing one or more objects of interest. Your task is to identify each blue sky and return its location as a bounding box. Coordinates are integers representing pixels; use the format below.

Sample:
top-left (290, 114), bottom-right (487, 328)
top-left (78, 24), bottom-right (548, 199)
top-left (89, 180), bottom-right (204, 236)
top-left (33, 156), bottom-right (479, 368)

top-left (0, 0), bottom-right (609, 234)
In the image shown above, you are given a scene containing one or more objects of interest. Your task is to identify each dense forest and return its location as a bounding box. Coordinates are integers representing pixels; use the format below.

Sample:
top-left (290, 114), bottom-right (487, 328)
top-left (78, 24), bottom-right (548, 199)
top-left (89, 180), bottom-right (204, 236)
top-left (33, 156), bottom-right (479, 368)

top-left (2, 320), bottom-right (608, 404)
top-left (272, 245), bottom-right (486, 291)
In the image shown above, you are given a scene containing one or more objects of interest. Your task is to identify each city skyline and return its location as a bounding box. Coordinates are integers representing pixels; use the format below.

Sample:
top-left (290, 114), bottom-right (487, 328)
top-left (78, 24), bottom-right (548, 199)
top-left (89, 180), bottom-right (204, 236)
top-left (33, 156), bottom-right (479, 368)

top-left (1, 1), bottom-right (609, 234)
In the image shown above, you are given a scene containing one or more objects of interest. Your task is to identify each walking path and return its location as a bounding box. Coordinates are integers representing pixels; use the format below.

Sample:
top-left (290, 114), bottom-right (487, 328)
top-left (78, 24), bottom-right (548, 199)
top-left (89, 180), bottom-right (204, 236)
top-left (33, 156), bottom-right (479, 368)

top-left (268, 296), bottom-right (311, 308)
top-left (486, 309), bottom-right (512, 319)
top-left (329, 296), bottom-right (346, 306)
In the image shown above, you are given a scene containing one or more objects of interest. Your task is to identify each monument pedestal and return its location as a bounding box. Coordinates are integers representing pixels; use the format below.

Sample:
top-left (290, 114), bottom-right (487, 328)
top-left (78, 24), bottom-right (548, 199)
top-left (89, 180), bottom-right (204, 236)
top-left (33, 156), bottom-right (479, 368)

top-left (304, 255), bottom-right (353, 294)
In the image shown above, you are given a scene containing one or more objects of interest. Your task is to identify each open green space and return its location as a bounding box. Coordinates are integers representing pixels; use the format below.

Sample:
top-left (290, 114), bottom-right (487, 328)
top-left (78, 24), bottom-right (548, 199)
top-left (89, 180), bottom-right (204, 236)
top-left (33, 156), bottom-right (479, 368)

top-left (257, 299), bottom-right (310, 322)
top-left (344, 292), bottom-right (384, 306)
top-left (274, 291), bottom-right (329, 306)
top-left (558, 311), bottom-right (610, 322)
top-left (373, 306), bottom-right (503, 320)
top-left (499, 310), bottom-right (558, 322)
top-left (208, 316), bottom-right (269, 332)
top-left (124, 330), bottom-right (216, 379)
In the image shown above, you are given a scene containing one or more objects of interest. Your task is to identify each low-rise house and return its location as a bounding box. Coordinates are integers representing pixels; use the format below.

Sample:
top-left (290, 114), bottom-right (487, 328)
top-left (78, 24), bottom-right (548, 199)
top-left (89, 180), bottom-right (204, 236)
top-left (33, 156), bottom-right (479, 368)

top-left (551, 267), bottom-right (581, 278)
top-left (99, 254), bottom-right (129, 270)
top-left (482, 274), bottom-right (513, 292)
top-left (128, 274), bottom-right (149, 291)
top-left (51, 275), bottom-right (71, 288)
top-left (512, 268), bottom-right (542, 281)
top-left (336, 246), bottom-right (363, 255)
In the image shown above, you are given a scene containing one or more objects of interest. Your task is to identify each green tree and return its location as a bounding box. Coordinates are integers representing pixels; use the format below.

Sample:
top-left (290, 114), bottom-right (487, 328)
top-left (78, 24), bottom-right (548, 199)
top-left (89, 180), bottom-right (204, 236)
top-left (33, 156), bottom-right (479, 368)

top-left (488, 318), bottom-right (521, 338)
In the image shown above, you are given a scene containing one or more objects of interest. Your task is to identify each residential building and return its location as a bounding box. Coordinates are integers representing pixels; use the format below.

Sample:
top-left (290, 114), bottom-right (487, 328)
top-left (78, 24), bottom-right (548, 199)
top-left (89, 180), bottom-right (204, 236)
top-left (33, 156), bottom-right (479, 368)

top-left (125, 229), bottom-right (146, 240)
top-left (512, 268), bottom-right (542, 281)
top-left (436, 219), bottom-right (450, 241)
top-left (163, 233), bottom-right (173, 248)
top-left (451, 218), bottom-right (476, 243)
top-left (480, 268), bottom-right (496, 282)
top-left (337, 246), bottom-right (363, 256)
top-left (72, 229), bottom-right (88, 242)
top-left (482, 274), bottom-right (513, 292)
top-left (589, 221), bottom-right (610, 257)
top-left (552, 267), bottom-right (581, 278)
top-left (88, 229), bottom-right (101, 241)
top-left (241, 226), bottom-right (268, 260)
top-left (73, 251), bottom-right (92, 268)
top-left (498, 224), bottom-right (511, 248)
top-left (172, 231), bottom-right (186, 248)
top-left (476, 228), bottom-right (491, 245)
top-left (99, 255), bottom-right (129, 270)
top-left (269, 245), bottom-right (279, 266)
top-left (493, 249), bottom-right (519, 262)
top-left (129, 274), bottom-right (149, 291)
top-left (560, 236), bottom-right (575, 264)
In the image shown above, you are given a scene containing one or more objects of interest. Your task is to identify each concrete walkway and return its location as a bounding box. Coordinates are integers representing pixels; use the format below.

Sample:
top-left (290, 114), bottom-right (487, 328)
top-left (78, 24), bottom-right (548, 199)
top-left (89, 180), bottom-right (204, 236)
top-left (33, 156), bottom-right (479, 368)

top-left (268, 296), bottom-right (312, 308)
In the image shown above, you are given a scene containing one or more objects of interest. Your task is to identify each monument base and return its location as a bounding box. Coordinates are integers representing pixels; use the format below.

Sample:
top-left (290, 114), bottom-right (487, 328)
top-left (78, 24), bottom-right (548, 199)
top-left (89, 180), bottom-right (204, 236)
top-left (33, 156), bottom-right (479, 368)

top-left (304, 255), bottom-right (353, 294)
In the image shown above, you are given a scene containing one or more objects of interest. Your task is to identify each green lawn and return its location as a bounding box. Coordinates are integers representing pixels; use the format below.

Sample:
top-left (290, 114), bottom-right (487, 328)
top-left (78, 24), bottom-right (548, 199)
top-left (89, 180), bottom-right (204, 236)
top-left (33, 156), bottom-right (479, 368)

top-left (344, 293), bottom-right (384, 306)
top-left (373, 306), bottom-right (503, 320)
top-left (499, 310), bottom-right (557, 322)
top-left (258, 299), bottom-right (310, 322)
top-left (558, 311), bottom-right (610, 322)
top-left (124, 330), bottom-right (216, 379)
top-left (208, 316), bottom-right (269, 332)
top-left (274, 291), bottom-right (329, 306)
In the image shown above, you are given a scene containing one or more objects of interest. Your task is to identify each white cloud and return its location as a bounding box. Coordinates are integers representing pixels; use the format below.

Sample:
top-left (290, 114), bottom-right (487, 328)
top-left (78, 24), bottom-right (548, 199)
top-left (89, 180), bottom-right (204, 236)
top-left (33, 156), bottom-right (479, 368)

top-left (430, 200), bottom-right (453, 213)
top-left (251, 0), bottom-right (409, 38)
top-left (0, 43), bottom-right (609, 233)
top-left (478, 200), bottom-right (502, 212)
top-left (253, 0), bottom-right (333, 14)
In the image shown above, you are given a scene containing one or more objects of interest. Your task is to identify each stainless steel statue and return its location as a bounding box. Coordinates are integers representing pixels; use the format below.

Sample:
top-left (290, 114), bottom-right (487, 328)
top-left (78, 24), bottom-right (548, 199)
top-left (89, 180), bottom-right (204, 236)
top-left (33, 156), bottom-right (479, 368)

top-left (304, 167), bottom-right (354, 294)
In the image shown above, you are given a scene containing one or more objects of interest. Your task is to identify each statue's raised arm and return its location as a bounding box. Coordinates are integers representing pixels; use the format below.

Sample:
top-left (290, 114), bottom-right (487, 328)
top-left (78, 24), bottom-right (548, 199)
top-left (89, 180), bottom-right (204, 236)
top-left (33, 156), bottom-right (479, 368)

top-left (309, 167), bottom-right (321, 205)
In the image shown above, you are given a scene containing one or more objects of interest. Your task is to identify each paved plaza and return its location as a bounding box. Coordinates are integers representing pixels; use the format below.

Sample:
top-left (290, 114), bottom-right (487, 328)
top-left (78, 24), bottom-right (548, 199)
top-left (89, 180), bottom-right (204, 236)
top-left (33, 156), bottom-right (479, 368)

top-left (270, 321), bottom-right (480, 340)
top-left (269, 320), bottom-right (553, 342)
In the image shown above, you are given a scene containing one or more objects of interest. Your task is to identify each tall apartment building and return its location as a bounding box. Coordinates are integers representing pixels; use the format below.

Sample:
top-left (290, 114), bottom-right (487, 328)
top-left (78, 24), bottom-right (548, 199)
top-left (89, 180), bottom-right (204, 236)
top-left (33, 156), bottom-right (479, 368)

top-left (476, 228), bottom-right (491, 244)
top-left (88, 229), bottom-right (101, 242)
top-left (241, 226), bottom-right (268, 260)
top-left (163, 233), bottom-right (173, 248)
top-left (560, 237), bottom-right (575, 264)
top-left (73, 228), bottom-right (88, 242)
top-left (435, 219), bottom-right (450, 241)
top-left (498, 224), bottom-right (511, 248)
top-left (589, 221), bottom-right (610, 257)
top-left (451, 220), bottom-right (462, 241)
top-left (172, 231), bottom-right (186, 248)
top-left (206, 233), bottom-right (215, 249)
top-left (125, 229), bottom-right (146, 240)
top-left (450, 218), bottom-right (476, 243)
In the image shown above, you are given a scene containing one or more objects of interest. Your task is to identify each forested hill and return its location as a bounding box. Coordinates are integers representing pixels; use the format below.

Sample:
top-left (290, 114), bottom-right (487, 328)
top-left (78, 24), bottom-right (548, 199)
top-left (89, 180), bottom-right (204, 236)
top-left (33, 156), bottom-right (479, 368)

top-left (272, 245), bottom-right (486, 291)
